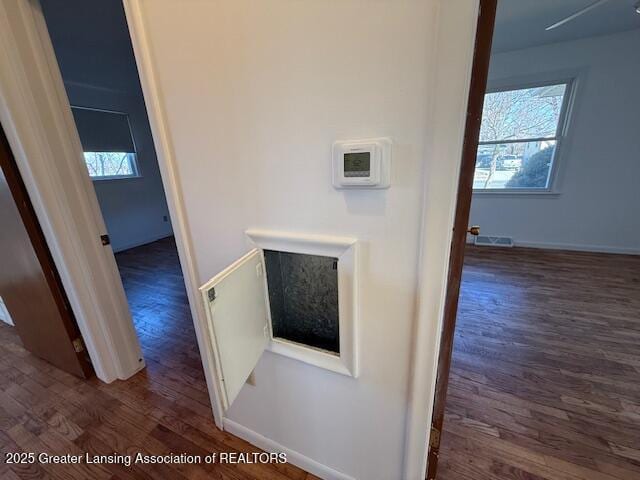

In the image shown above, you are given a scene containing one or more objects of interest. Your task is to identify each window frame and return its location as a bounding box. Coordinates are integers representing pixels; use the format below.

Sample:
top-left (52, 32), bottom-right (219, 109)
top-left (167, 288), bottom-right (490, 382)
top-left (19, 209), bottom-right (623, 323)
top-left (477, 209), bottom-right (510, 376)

top-left (71, 105), bottom-right (142, 182)
top-left (83, 151), bottom-right (140, 181)
top-left (472, 77), bottom-right (576, 195)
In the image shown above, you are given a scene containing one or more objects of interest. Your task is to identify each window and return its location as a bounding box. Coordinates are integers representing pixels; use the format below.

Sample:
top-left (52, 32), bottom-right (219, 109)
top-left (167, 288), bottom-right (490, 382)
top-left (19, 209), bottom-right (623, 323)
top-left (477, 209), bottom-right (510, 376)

top-left (83, 152), bottom-right (138, 178)
top-left (473, 82), bottom-right (571, 191)
top-left (71, 107), bottom-right (139, 180)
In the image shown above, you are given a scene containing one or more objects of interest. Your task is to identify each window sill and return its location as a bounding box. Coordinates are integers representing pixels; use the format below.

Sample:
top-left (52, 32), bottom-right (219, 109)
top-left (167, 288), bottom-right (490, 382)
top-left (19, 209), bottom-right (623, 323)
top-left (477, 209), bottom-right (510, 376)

top-left (472, 189), bottom-right (561, 197)
top-left (91, 175), bottom-right (142, 183)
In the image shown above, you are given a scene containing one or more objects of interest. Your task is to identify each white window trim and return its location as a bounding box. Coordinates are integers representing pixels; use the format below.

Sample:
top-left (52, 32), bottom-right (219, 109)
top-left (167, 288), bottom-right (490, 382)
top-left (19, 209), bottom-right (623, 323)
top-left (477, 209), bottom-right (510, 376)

top-left (84, 151), bottom-right (141, 181)
top-left (472, 77), bottom-right (577, 195)
top-left (246, 229), bottom-right (359, 378)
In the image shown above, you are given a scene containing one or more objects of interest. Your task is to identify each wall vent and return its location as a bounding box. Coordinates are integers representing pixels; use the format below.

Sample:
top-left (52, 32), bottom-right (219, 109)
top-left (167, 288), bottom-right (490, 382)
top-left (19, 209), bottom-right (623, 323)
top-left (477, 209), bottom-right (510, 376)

top-left (474, 235), bottom-right (514, 248)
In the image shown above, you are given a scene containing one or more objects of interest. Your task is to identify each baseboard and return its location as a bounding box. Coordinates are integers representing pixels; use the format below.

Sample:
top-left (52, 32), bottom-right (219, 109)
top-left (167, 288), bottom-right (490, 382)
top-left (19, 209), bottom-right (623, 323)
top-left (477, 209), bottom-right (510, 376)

top-left (222, 418), bottom-right (356, 480)
top-left (112, 232), bottom-right (174, 253)
top-left (514, 240), bottom-right (640, 255)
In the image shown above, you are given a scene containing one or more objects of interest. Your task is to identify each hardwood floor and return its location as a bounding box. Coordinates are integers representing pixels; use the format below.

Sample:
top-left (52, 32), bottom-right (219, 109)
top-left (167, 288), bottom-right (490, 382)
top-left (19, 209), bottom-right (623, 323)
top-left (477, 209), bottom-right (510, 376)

top-left (4, 238), bottom-right (639, 479)
top-left (0, 236), bottom-right (317, 479)
top-left (115, 237), bottom-right (207, 393)
top-left (438, 246), bottom-right (640, 480)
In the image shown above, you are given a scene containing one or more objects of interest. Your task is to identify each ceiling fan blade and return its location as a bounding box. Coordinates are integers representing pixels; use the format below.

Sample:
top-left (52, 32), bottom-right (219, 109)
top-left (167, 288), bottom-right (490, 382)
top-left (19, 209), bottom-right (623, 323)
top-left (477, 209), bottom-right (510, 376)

top-left (545, 0), bottom-right (612, 31)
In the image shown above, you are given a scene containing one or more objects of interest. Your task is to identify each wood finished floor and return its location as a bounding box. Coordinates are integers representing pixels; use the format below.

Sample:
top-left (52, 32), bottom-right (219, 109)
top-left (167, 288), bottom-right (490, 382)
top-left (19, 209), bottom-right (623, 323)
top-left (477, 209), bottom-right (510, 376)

top-left (438, 246), bottom-right (640, 480)
top-left (0, 236), bottom-right (317, 480)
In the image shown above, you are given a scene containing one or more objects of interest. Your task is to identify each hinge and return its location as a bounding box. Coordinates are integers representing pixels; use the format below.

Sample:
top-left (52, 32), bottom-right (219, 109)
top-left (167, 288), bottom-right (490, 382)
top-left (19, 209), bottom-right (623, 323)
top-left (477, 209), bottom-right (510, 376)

top-left (208, 288), bottom-right (216, 302)
top-left (100, 234), bottom-right (110, 246)
top-left (72, 337), bottom-right (85, 353)
top-left (429, 426), bottom-right (441, 450)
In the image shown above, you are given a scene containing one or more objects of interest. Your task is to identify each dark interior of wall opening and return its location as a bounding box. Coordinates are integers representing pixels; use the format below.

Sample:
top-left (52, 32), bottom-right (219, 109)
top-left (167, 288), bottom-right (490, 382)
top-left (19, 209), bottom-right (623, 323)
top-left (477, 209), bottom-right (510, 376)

top-left (263, 250), bottom-right (339, 354)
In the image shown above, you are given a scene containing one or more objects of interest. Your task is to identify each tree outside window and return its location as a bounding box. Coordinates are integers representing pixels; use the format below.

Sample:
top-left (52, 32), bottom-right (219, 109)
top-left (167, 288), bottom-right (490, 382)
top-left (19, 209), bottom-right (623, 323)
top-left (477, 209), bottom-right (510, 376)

top-left (83, 152), bottom-right (138, 179)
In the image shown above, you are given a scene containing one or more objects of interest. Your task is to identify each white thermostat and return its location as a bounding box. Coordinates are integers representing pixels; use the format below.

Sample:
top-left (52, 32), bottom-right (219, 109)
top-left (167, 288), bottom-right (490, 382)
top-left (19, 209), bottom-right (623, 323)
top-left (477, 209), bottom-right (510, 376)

top-left (332, 137), bottom-right (392, 189)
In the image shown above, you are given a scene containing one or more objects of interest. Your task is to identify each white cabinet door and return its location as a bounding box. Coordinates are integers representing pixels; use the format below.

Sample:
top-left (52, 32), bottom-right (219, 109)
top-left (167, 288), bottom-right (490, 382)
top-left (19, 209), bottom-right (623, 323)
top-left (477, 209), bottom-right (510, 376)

top-left (200, 249), bottom-right (269, 410)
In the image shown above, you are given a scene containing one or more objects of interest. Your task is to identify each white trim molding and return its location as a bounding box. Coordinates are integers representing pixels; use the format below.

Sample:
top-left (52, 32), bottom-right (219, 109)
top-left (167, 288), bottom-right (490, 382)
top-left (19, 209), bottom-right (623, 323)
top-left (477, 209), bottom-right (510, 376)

top-left (479, 66), bottom-right (588, 197)
top-left (0, 0), bottom-right (143, 382)
top-left (223, 418), bottom-right (356, 480)
top-left (112, 233), bottom-right (174, 254)
top-left (122, 0), bottom-right (226, 428)
top-left (246, 229), bottom-right (359, 378)
top-left (402, 1), bottom-right (481, 478)
top-left (514, 240), bottom-right (640, 256)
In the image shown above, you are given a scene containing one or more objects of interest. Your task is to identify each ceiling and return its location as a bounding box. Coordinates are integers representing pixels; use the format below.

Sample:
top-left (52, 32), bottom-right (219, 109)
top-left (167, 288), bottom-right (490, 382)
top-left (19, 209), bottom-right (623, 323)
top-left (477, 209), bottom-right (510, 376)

top-left (40, 0), bottom-right (140, 94)
top-left (492, 0), bottom-right (640, 53)
top-left (39, 0), bottom-right (640, 86)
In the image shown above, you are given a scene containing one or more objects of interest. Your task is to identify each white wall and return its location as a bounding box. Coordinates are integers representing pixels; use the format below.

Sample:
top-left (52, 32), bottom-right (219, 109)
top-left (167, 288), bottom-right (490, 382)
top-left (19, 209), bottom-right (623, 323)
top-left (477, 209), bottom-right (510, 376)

top-left (470, 29), bottom-right (640, 254)
top-left (65, 82), bottom-right (173, 252)
top-left (130, 1), bottom-right (478, 478)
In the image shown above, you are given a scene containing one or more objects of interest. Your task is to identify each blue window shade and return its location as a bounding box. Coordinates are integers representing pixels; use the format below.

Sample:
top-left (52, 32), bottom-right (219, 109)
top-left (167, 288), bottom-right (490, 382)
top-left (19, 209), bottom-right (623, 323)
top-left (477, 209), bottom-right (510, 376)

top-left (71, 107), bottom-right (135, 153)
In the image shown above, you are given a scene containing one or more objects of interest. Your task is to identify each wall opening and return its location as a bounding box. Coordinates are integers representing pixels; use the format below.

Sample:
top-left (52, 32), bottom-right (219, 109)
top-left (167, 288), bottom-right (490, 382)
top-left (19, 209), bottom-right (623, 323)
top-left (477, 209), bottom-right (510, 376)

top-left (263, 250), bottom-right (340, 354)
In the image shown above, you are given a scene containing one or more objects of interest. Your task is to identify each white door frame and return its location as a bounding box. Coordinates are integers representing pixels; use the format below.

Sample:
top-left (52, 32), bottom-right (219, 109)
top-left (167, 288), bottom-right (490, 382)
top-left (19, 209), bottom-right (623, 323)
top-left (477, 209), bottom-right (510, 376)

top-left (1, 0), bottom-right (480, 476)
top-left (0, 0), bottom-right (143, 383)
top-left (400, 2), bottom-right (480, 478)
top-left (122, 0), bottom-right (226, 428)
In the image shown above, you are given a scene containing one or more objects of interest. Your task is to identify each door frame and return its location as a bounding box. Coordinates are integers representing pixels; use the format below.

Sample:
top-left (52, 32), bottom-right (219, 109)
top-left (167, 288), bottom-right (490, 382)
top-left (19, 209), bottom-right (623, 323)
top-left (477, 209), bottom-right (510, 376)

top-left (0, 0), bottom-right (144, 383)
top-left (0, 125), bottom-right (94, 378)
top-left (425, 0), bottom-right (497, 478)
top-left (122, 0), bottom-right (227, 428)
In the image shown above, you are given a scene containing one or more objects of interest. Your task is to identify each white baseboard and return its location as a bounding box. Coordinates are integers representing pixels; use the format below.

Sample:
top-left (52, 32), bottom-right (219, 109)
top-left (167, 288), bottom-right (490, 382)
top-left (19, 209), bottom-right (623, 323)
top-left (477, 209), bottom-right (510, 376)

top-left (514, 240), bottom-right (640, 255)
top-left (222, 418), bottom-right (355, 480)
top-left (112, 232), bottom-right (174, 253)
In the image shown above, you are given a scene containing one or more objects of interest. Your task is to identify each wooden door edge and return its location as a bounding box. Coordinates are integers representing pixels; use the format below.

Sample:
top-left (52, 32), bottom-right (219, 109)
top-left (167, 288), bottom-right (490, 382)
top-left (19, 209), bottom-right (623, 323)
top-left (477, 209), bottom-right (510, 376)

top-left (0, 125), bottom-right (94, 378)
top-left (425, 0), bottom-right (497, 478)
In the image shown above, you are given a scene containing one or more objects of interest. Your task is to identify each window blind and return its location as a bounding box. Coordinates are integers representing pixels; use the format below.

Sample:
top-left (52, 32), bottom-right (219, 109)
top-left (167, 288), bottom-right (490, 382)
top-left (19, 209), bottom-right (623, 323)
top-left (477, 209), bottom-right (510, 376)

top-left (71, 107), bottom-right (135, 153)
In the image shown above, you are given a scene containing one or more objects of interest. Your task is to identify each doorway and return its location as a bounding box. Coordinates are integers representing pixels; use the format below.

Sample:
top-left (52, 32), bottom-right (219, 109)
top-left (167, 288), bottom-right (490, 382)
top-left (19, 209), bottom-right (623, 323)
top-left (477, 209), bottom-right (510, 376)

top-left (38, 0), bottom-right (208, 398)
top-left (429, 0), bottom-right (640, 478)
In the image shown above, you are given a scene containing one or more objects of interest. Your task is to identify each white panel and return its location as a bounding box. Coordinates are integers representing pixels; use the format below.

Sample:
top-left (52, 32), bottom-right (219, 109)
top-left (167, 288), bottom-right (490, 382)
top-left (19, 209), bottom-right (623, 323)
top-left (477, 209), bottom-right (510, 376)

top-left (246, 229), bottom-right (358, 377)
top-left (200, 249), bottom-right (269, 410)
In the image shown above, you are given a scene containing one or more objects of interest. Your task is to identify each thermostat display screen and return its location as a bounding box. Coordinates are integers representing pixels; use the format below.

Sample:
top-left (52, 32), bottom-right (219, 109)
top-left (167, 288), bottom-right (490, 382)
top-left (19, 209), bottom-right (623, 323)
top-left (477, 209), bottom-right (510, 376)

top-left (344, 152), bottom-right (371, 177)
